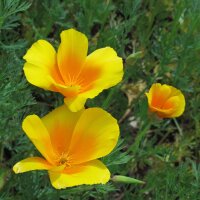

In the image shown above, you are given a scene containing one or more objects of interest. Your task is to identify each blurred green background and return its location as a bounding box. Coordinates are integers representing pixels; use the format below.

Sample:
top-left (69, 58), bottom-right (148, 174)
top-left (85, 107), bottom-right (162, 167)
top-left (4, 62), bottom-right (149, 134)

top-left (0, 0), bottom-right (200, 199)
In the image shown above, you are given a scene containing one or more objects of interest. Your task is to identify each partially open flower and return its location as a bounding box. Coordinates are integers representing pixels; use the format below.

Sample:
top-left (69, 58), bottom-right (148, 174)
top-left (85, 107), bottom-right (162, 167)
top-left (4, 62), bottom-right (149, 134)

top-left (145, 83), bottom-right (185, 118)
top-left (23, 28), bottom-right (123, 112)
top-left (13, 105), bottom-right (119, 189)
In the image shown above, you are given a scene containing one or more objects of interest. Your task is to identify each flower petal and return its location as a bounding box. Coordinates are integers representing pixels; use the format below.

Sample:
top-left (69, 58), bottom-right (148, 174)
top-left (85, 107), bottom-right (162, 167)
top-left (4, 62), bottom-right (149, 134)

top-left (64, 96), bottom-right (86, 112)
top-left (48, 160), bottom-right (110, 189)
top-left (57, 29), bottom-right (88, 84)
top-left (22, 115), bottom-right (56, 164)
top-left (13, 157), bottom-right (52, 173)
top-left (67, 108), bottom-right (119, 164)
top-left (146, 83), bottom-right (185, 118)
top-left (79, 47), bottom-right (123, 98)
top-left (23, 40), bottom-right (63, 90)
top-left (147, 83), bottom-right (172, 108)
top-left (163, 94), bottom-right (185, 117)
top-left (163, 86), bottom-right (185, 117)
top-left (41, 105), bottom-right (83, 156)
top-left (54, 84), bottom-right (80, 98)
top-left (24, 63), bottom-right (56, 90)
top-left (149, 106), bottom-right (175, 118)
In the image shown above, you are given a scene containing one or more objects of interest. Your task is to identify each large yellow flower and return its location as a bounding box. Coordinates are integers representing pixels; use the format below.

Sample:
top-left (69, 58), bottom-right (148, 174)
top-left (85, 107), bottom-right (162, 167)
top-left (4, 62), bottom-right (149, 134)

top-left (145, 83), bottom-right (185, 118)
top-left (13, 105), bottom-right (119, 189)
top-left (23, 28), bottom-right (123, 112)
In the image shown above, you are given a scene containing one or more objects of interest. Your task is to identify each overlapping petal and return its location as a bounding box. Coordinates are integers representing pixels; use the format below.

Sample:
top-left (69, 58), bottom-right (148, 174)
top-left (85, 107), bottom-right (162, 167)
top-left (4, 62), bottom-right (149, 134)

top-left (41, 106), bottom-right (119, 165)
top-left (48, 160), bottom-right (110, 189)
top-left (147, 83), bottom-right (171, 108)
top-left (163, 95), bottom-right (185, 117)
top-left (64, 95), bottom-right (87, 112)
top-left (41, 105), bottom-right (83, 155)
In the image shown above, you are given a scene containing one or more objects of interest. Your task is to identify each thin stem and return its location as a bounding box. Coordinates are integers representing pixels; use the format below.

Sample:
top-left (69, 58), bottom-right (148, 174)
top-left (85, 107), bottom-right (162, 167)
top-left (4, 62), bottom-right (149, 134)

top-left (173, 118), bottom-right (183, 136)
top-left (0, 143), bottom-right (4, 162)
top-left (101, 86), bottom-right (118, 110)
top-left (158, 130), bottom-right (172, 144)
top-left (128, 119), bottom-right (152, 153)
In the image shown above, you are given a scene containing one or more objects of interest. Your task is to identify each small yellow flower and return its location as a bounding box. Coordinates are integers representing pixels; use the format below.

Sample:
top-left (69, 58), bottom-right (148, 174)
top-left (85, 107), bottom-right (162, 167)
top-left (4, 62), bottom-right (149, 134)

top-left (13, 105), bottom-right (119, 189)
top-left (23, 28), bottom-right (123, 112)
top-left (145, 83), bottom-right (185, 118)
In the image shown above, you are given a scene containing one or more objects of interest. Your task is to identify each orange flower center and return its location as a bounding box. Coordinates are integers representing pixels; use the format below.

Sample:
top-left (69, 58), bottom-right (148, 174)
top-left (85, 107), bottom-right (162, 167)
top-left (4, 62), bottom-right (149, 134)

top-left (55, 154), bottom-right (72, 168)
top-left (52, 65), bottom-right (101, 97)
top-left (59, 158), bottom-right (68, 165)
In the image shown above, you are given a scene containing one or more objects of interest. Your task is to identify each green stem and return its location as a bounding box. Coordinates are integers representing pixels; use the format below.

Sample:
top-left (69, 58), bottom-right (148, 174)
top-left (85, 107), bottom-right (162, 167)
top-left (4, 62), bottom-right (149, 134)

top-left (0, 143), bottom-right (4, 162)
top-left (173, 118), bottom-right (183, 136)
top-left (101, 86), bottom-right (118, 110)
top-left (128, 119), bottom-right (152, 153)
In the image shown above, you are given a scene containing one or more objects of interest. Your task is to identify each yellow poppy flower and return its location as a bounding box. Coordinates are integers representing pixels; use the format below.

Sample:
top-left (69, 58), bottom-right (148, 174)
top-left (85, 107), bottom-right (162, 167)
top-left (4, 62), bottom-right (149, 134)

top-left (13, 105), bottom-right (119, 189)
top-left (145, 83), bottom-right (185, 118)
top-left (23, 28), bottom-right (123, 112)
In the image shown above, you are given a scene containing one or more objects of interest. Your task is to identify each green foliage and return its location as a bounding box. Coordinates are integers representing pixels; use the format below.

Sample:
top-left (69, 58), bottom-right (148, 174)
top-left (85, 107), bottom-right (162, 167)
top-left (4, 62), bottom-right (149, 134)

top-left (0, 0), bottom-right (31, 29)
top-left (0, 0), bottom-right (200, 199)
